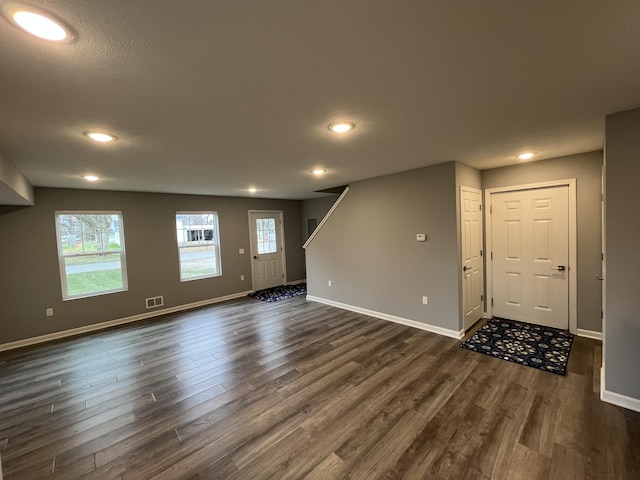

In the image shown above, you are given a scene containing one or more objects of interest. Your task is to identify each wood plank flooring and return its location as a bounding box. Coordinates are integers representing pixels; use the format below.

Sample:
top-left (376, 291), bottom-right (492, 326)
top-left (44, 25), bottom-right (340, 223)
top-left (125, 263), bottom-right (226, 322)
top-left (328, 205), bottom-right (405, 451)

top-left (0, 296), bottom-right (639, 479)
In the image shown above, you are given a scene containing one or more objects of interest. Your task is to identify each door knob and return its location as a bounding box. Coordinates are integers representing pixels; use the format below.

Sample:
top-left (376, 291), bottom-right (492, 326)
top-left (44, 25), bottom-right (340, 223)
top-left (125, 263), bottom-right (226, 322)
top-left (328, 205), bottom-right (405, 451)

top-left (463, 266), bottom-right (471, 271)
top-left (550, 265), bottom-right (565, 271)
top-left (253, 255), bottom-right (259, 260)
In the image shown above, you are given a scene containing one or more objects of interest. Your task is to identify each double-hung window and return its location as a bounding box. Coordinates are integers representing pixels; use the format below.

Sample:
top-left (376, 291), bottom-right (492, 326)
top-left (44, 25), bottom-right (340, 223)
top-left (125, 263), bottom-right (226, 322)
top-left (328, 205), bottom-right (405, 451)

top-left (176, 212), bottom-right (222, 281)
top-left (55, 211), bottom-right (128, 300)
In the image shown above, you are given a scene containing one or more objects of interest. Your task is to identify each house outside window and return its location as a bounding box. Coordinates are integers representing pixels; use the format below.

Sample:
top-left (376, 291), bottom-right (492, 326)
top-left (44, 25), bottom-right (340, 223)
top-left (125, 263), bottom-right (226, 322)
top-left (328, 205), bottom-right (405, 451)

top-left (55, 211), bottom-right (128, 300)
top-left (176, 212), bottom-right (221, 281)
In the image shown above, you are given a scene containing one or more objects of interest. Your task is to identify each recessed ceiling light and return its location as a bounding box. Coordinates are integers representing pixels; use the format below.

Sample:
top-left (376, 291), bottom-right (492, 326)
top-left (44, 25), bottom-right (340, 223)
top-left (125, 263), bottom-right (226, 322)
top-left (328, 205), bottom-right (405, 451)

top-left (3, 6), bottom-right (74, 42)
top-left (84, 131), bottom-right (118, 143)
top-left (248, 187), bottom-right (257, 193)
top-left (83, 175), bottom-right (100, 182)
top-left (328, 122), bottom-right (355, 133)
top-left (312, 169), bottom-right (326, 175)
top-left (518, 152), bottom-right (535, 160)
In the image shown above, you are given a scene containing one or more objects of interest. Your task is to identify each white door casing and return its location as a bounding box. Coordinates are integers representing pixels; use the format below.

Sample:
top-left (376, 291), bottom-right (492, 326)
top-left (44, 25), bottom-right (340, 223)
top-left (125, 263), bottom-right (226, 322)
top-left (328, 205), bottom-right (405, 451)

top-left (461, 187), bottom-right (484, 331)
top-left (490, 185), bottom-right (570, 329)
top-left (249, 211), bottom-right (286, 291)
top-left (485, 180), bottom-right (577, 334)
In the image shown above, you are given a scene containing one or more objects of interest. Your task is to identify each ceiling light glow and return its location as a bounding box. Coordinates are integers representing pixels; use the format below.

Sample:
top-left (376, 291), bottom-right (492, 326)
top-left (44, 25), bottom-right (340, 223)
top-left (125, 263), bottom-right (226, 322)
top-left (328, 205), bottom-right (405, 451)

top-left (312, 169), bottom-right (326, 175)
top-left (518, 152), bottom-right (534, 160)
top-left (9, 9), bottom-right (72, 42)
top-left (248, 187), bottom-right (257, 193)
top-left (84, 131), bottom-right (118, 143)
top-left (83, 175), bottom-right (100, 182)
top-left (328, 122), bottom-right (355, 133)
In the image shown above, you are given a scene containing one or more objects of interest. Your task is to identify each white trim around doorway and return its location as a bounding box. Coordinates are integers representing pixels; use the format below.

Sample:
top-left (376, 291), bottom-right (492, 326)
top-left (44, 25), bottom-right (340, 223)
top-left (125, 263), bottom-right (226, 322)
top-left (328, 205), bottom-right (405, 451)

top-left (248, 210), bottom-right (287, 291)
top-left (484, 179), bottom-right (577, 335)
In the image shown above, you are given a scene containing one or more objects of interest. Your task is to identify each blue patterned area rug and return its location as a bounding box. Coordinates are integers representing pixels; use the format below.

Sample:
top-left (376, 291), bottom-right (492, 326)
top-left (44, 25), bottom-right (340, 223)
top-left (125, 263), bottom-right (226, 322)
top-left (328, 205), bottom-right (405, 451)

top-left (249, 284), bottom-right (307, 302)
top-left (460, 317), bottom-right (574, 375)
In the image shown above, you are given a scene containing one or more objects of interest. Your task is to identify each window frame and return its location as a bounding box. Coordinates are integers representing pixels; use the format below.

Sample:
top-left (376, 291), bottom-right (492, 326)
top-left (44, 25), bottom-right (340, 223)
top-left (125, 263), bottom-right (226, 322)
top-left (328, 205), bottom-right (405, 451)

top-left (255, 217), bottom-right (278, 254)
top-left (176, 211), bottom-right (222, 282)
top-left (55, 210), bottom-right (129, 301)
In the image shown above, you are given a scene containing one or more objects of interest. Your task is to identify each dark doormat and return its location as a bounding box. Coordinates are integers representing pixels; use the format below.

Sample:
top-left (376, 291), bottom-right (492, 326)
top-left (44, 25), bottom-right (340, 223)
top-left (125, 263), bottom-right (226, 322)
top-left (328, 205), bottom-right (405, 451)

top-left (249, 284), bottom-right (307, 302)
top-left (460, 317), bottom-right (574, 375)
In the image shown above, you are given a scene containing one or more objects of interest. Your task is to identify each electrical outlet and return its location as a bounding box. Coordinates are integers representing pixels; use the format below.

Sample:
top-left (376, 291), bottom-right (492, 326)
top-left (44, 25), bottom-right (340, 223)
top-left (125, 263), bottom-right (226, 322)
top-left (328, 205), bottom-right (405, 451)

top-left (328, 280), bottom-right (332, 287)
top-left (422, 296), bottom-right (429, 305)
top-left (239, 248), bottom-right (245, 254)
top-left (241, 275), bottom-right (245, 281)
top-left (45, 308), bottom-right (54, 317)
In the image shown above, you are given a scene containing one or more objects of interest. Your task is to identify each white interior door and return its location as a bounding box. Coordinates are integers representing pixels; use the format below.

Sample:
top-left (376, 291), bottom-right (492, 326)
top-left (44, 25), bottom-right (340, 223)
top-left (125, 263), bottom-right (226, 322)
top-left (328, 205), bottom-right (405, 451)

top-left (491, 186), bottom-right (569, 329)
top-left (249, 211), bottom-right (285, 291)
top-left (461, 187), bottom-right (484, 331)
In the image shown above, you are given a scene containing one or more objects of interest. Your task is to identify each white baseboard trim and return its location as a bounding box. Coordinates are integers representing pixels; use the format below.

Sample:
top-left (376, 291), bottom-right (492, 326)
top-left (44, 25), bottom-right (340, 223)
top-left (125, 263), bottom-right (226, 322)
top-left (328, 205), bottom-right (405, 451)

top-left (286, 279), bottom-right (307, 286)
top-left (601, 388), bottom-right (640, 413)
top-left (0, 290), bottom-right (253, 353)
top-left (601, 357), bottom-right (640, 412)
top-left (576, 329), bottom-right (602, 340)
top-left (306, 295), bottom-right (464, 339)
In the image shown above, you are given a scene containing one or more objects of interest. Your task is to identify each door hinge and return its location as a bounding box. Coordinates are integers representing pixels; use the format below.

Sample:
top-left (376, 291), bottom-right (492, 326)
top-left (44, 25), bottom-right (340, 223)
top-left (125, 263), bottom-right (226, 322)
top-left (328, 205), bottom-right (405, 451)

top-left (480, 249), bottom-right (483, 257)
top-left (490, 205), bottom-right (493, 214)
top-left (479, 204), bottom-right (482, 211)
top-left (491, 298), bottom-right (494, 306)
top-left (481, 294), bottom-right (484, 301)
top-left (491, 252), bottom-right (493, 260)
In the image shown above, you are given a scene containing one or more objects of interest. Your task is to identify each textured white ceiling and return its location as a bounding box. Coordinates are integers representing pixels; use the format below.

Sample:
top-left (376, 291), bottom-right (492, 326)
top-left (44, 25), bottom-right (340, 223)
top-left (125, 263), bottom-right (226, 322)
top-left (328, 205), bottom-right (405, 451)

top-left (1, 0), bottom-right (639, 200)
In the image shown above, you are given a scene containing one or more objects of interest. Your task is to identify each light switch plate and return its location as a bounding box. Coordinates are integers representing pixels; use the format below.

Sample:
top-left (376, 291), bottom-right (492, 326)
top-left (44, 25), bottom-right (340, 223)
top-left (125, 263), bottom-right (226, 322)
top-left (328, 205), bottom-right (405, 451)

top-left (416, 234), bottom-right (426, 242)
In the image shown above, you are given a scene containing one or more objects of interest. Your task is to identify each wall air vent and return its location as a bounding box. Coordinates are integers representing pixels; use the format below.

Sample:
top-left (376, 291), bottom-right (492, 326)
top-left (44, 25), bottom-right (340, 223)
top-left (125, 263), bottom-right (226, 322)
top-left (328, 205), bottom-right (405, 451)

top-left (145, 296), bottom-right (164, 309)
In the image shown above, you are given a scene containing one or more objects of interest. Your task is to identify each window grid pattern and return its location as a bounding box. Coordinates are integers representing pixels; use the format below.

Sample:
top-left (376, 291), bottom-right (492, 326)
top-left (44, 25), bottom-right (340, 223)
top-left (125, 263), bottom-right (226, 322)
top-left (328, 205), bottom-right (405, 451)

top-left (176, 212), bottom-right (222, 281)
top-left (256, 218), bottom-right (277, 254)
top-left (55, 212), bottom-right (127, 300)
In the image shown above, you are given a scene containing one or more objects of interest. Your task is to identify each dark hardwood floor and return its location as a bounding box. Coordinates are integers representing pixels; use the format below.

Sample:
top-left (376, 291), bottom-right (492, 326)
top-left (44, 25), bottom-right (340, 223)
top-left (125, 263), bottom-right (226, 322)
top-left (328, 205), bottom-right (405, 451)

top-left (0, 296), bottom-right (638, 479)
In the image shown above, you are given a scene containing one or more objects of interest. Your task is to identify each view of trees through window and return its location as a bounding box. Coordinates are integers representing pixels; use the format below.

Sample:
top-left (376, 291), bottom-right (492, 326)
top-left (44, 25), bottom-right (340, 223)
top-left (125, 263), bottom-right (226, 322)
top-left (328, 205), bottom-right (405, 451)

top-left (256, 218), bottom-right (277, 254)
top-left (56, 212), bottom-right (127, 299)
top-left (176, 212), bottom-right (221, 280)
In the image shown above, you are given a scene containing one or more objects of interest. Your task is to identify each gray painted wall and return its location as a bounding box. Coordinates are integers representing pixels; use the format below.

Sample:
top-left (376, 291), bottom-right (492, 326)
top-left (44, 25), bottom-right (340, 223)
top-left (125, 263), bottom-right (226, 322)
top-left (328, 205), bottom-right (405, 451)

top-left (0, 150), bottom-right (34, 206)
top-left (456, 162), bottom-right (482, 192)
top-left (482, 152), bottom-right (603, 332)
top-left (306, 162), bottom-right (462, 333)
top-left (604, 108), bottom-right (640, 400)
top-left (0, 188), bottom-right (304, 345)
top-left (301, 195), bottom-right (339, 240)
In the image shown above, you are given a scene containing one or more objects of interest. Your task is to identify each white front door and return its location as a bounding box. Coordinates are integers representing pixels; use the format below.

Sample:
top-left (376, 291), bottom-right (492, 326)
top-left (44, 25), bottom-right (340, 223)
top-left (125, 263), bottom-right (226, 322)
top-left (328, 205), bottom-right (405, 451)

top-left (461, 187), bottom-right (484, 331)
top-left (249, 211), bottom-right (285, 291)
top-left (491, 186), bottom-right (569, 329)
